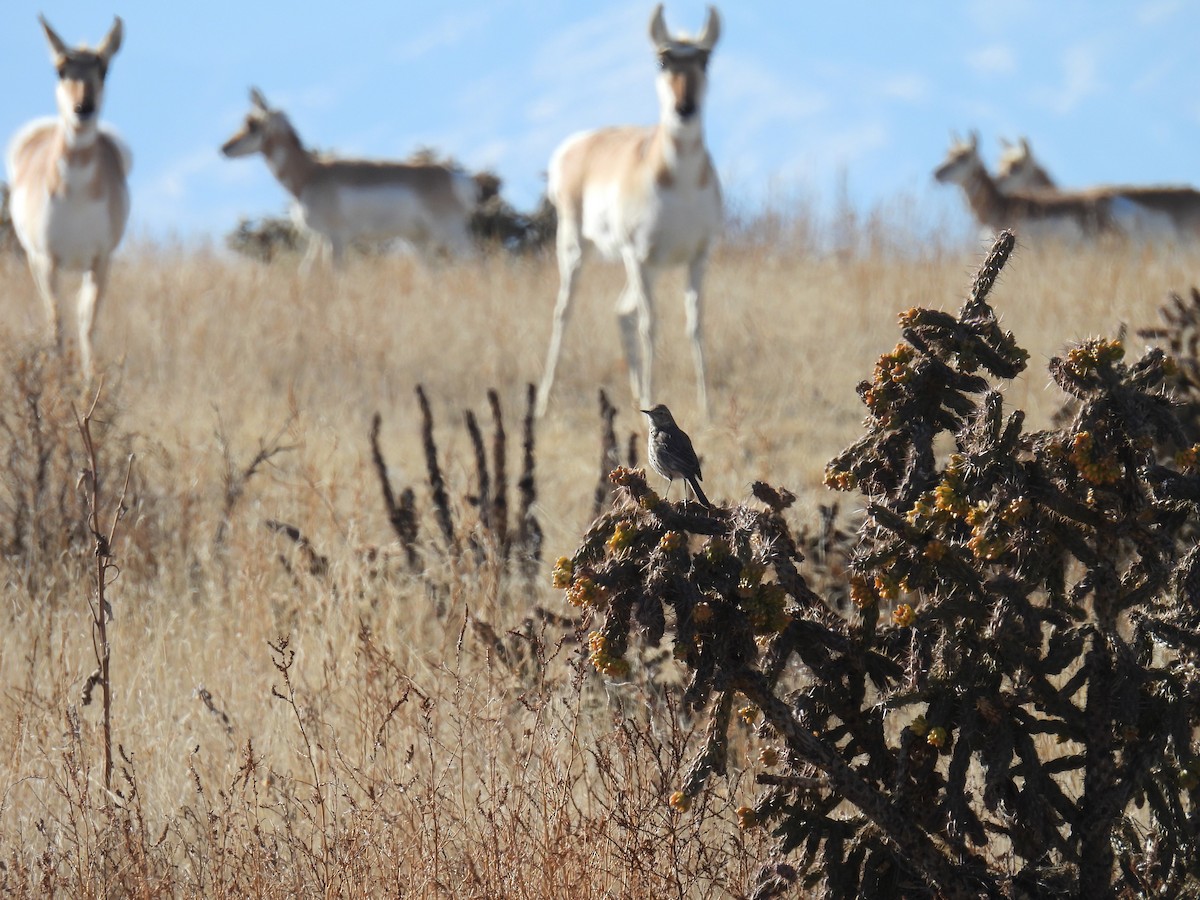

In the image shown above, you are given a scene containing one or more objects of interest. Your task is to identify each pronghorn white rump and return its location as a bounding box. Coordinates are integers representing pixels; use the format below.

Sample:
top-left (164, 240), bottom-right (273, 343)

top-left (996, 135), bottom-right (1200, 239)
top-left (535, 4), bottom-right (723, 417)
top-left (221, 89), bottom-right (482, 269)
top-left (6, 15), bottom-right (130, 377)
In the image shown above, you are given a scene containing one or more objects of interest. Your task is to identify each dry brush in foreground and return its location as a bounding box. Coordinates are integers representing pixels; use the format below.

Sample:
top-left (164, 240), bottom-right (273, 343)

top-left (558, 232), bottom-right (1200, 899)
top-left (1, 230), bottom-right (1200, 898)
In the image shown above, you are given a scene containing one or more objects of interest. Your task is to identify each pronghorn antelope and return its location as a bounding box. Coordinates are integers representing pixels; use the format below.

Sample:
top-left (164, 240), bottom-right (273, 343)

top-left (996, 135), bottom-right (1200, 239)
top-left (996, 137), bottom-right (1056, 192)
top-left (221, 89), bottom-right (482, 269)
top-left (935, 132), bottom-right (1115, 241)
top-left (535, 5), bottom-right (723, 418)
top-left (6, 15), bottom-right (130, 377)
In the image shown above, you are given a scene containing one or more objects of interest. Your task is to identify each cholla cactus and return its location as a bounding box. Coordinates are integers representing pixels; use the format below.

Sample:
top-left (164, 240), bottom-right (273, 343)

top-left (560, 231), bottom-right (1200, 899)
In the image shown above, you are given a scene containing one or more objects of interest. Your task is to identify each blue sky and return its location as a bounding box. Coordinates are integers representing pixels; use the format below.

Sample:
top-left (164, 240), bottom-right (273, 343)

top-left (3, 1), bottom-right (1197, 242)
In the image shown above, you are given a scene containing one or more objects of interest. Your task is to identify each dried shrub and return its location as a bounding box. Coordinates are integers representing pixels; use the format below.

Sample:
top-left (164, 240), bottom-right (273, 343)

top-left (0, 351), bottom-right (148, 598)
top-left (224, 214), bottom-right (303, 262)
top-left (366, 384), bottom-right (542, 580)
top-left (1, 181), bottom-right (22, 257)
top-left (558, 231), bottom-right (1200, 899)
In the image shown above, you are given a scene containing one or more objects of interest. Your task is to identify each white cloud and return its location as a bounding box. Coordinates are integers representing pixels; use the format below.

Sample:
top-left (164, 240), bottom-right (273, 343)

top-left (716, 55), bottom-right (829, 123)
top-left (1137, 0), bottom-right (1183, 25)
top-left (880, 74), bottom-right (930, 103)
top-left (391, 10), bottom-right (495, 63)
top-left (968, 44), bottom-right (1016, 77)
top-left (1032, 44), bottom-right (1102, 114)
top-left (1131, 59), bottom-right (1173, 94)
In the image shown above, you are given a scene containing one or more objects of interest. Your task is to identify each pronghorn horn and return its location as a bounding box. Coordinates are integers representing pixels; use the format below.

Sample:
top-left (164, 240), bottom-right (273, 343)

top-left (999, 136), bottom-right (1013, 149)
top-left (696, 6), bottom-right (721, 50)
top-left (38, 15), bottom-right (69, 64)
top-left (96, 17), bottom-right (124, 63)
top-left (1020, 136), bottom-right (1031, 154)
top-left (250, 87), bottom-right (270, 111)
top-left (648, 4), bottom-right (669, 47)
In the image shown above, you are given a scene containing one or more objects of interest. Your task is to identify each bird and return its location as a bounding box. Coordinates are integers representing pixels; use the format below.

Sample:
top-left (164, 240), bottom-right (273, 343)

top-left (642, 404), bottom-right (710, 508)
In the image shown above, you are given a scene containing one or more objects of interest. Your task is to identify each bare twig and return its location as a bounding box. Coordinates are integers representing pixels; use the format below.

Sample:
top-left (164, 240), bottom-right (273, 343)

top-left (264, 519), bottom-right (329, 576)
top-left (593, 389), bottom-right (619, 519)
top-left (213, 410), bottom-right (295, 547)
top-left (368, 413), bottom-right (419, 568)
top-left (74, 382), bottom-right (134, 792)
top-left (416, 386), bottom-right (458, 553)
top-left (488, 390), bottom-right (509, 554)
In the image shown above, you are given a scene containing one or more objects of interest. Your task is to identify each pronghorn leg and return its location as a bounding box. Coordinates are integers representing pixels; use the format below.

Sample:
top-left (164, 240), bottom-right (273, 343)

top-left (77, 257), bottom-right (110, 379)
top-left (616, 253), bottom-right (654, 409)
top-left (27, 253), bottom-right (64, 351)
top-left (685, 252), bottom-right (710, 417)
top-left (535, 222), bottom-right (584, 416)
top-left (299, 235), bottom-right (323, 275)
top-left (329, 236), bottom-right (346, 270)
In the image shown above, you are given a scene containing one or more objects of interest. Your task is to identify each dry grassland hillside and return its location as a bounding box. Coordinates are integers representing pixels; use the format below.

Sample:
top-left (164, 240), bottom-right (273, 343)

top-left (0, 228), bottom-right (1197, 896)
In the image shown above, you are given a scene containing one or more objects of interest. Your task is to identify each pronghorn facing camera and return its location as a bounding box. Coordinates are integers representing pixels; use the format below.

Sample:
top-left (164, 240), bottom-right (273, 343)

top-left (996, 137), bottom-right (1056, 193)
top-left (221, 89), bottom-right (481, 269)
top-left (934, 132), bottom-right (1114, 241)
top-left (535, 5), bottom-right (723, 418)
top-left (6, 15), bottom-right (130, 377)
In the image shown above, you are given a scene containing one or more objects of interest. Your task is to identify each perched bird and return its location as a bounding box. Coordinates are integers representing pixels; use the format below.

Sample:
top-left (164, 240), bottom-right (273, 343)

top-left (642, 404), bottom-right (710, 507)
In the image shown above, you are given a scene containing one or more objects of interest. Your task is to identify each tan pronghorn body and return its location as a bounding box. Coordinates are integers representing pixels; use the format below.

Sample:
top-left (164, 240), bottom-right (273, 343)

top-left (935, 133), bottom-right (1117, 241)
top-left (535, 5), bottom-right (722, 417)
top-left (997, 135), bottom-right (1200, 239)
top-left (221, 89), bottom-right (480, 269)
top-left (6, 16), bottom-right (130, 377)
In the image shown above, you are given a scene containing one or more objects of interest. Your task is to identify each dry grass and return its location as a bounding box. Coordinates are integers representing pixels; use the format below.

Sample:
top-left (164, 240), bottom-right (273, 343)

top-left (0, 226), bottom-right (1197, 897)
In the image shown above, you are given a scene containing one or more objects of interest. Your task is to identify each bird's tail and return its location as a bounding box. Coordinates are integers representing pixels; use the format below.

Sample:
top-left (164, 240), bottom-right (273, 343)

top-left (687, 476), bottom-right (711, 508)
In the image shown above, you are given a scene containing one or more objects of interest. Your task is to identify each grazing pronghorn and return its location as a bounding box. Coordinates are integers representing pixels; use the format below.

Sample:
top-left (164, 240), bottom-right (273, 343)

top-left (221, 89), bottom-right (482, 269)
top-left (996, 137), bottom-right (1056, 192)
top-left (996, 135), bottom-right (1200, 239)
top-left (6, 15), bottom-right (130, 377)
top-left (535, 5), bottom-right (723, 418)
top-left (934, 133), bottom-right (1115, 241)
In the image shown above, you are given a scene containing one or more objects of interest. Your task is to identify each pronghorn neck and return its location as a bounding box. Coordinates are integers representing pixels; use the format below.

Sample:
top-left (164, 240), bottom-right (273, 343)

top-left (653, 115), bottom-right (708, 184)
top-left (58, 115), bottom-right (101, 150)
top-left (261, 120), bottom-right (317, 199)
top-left (957, 160), bottom-right (1006, 224)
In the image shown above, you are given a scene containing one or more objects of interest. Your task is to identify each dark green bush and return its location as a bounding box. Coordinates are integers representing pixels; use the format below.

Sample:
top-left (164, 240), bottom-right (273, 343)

top-left (559, 232), bottom-right (1200, 900)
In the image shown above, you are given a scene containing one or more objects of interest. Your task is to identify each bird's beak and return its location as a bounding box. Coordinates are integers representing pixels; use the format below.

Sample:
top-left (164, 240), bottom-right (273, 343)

top-left (641, 409), bottom-right (652, 415)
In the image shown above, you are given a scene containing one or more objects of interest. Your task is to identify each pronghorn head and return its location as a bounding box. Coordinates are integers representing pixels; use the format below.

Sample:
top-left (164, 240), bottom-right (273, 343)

top-left (649, 5), bottom-right (720, 125)
top-left (933, 131), bottom-right (984, 185)
top-left (39, 15), bottom-right (123, 132)
top-left (997, 136), bottom-right (1037, 185)
top-left (221, 88), bottom-right (294, 159)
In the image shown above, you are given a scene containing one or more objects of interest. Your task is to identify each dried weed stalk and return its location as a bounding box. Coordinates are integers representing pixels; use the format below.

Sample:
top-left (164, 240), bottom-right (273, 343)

top-left (75, 384), bottom-right (134, 792)
top-left (371, 385), bottom-right (542, 578)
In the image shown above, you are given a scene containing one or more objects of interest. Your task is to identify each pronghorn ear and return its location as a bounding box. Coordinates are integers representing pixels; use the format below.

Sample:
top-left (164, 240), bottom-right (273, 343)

top-left (250, 87), bottom-right (270, 111)
top-left (38, 15), bottom-right (69, 65)
top-left (1020, 136), bottom-right (1031, 154)
top-left (648, 4), bottom-right (669, 47)
top-left (96, 16), bottom-right (123, 63)
top-left (999, 136), bottom-right (1012, 150)
top-left (696, 6), bottom-right (720, 51)
top-left (968, 130), bottom-right (980, 150)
